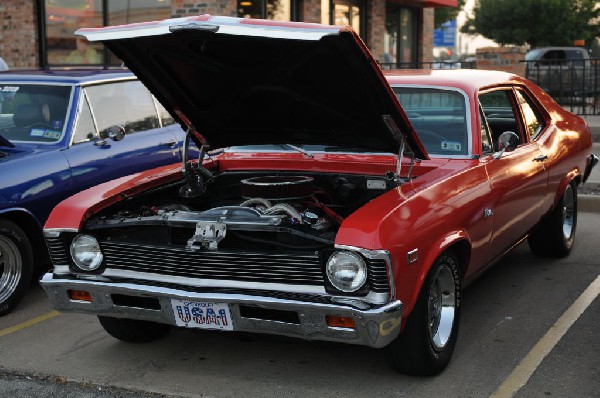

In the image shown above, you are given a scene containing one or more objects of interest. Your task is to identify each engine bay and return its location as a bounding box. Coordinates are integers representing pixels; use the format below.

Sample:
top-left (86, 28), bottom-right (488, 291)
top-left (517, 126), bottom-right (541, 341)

top-left (85, 171), bottom-right (396, 251)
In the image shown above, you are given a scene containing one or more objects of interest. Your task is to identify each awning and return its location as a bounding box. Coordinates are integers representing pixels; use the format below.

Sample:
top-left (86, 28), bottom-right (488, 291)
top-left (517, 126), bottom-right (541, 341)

top-left (421, 0), bottom-right (458, 7)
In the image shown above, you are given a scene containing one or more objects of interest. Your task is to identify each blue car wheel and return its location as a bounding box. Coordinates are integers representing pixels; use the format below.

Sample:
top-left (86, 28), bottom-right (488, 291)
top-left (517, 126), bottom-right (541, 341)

top-left (0, 220), bottom-right (33, 316)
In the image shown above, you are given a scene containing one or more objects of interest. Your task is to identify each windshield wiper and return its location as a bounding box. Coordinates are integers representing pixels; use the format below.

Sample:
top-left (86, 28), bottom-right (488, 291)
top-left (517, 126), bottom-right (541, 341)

top-left (0, 133), bottom-right (14, 148)
top-left (285, 143), bottom-right (313, 158)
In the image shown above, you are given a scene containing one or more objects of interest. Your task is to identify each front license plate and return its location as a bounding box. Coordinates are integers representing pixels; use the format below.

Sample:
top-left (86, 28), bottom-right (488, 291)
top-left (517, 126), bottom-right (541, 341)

top-left (170, 299), bottom-right (234, 330)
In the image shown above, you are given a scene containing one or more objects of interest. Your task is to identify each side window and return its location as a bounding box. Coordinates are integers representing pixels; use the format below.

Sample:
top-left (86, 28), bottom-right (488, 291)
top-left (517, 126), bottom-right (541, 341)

top-left (479, 106), bottom-right (493, 154)
top-left (479, 89), bottom-right (523, 151)
top-left (154, 98), bottom-right (176, 126)
top-left (515, 89), bottom-right (545, 141)
top-left (72, 97), bottom-right (96, 143)
top-left (84, 80), bottom-right (160, 136)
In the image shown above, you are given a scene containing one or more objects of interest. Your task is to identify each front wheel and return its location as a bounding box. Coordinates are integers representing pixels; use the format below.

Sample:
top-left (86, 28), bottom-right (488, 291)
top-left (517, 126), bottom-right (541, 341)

top-left (385, 251), bottom-right (461, 376)
top-left (528, 181), bottom-right (577, 258)
top-left (98, 316), bottom-right (171, 343)
top-left (0, 220), bottom-right (33, 316)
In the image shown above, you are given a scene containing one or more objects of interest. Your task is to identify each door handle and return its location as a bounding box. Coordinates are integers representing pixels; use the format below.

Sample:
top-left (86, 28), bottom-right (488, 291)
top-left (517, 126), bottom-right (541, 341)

top-left (160, 140), bottom-right (178, 148)
top-left (533, 154), bottom-right (548, 162)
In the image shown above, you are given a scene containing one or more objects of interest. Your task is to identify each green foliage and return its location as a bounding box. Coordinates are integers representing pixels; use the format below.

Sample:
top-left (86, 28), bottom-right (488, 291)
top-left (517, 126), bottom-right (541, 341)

top-left (461, 0), bottom-right (600, 48)
top-left (434, 0), bottom-right (467, 28)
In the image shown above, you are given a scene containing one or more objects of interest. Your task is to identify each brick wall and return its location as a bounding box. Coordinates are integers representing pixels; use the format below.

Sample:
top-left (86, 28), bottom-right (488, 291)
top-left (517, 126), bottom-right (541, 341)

top-left (476, 46), bottom-right (527, 76)
top-left (367, 0), bottom-right (386, 61)
top-left (420, 7), bottom-right (434, 64)
top-left (0, 1), bottom-right (38, 69)
top-left (171, 0), bottom-right (237, 17)
top-left (300, 0), bottom-right (322, 23)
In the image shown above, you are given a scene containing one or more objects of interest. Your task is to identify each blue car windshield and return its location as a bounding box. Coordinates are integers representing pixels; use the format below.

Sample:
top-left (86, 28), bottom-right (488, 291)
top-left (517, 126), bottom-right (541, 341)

top-left (0, 83), bottom-right (72, 143)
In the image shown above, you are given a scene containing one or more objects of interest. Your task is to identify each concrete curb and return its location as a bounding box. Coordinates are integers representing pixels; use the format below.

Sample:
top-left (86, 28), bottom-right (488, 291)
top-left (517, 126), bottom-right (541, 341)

top-left (579, 194), bottom-right (600, 213)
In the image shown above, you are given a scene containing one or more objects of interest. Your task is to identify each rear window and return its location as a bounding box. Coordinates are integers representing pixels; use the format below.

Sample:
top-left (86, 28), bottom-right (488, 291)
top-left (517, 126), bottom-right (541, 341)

top-left (0, 83), bottom-right (72, 143)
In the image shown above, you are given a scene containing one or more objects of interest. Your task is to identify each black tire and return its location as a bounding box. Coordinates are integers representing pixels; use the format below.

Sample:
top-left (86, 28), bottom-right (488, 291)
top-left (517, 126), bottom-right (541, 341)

top-left (0, 220), bottom-right (34, 316)
top-left (528, 181), bottom-right (577, 258)
top-left (98, 316), bottom-right (171, 343)
top-left (385, 251), bottom-right (461, 376)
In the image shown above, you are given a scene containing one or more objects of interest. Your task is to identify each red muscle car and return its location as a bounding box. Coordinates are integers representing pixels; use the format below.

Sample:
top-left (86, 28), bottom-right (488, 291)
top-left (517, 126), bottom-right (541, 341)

top-left (40, 16), bottom-right (598, 375)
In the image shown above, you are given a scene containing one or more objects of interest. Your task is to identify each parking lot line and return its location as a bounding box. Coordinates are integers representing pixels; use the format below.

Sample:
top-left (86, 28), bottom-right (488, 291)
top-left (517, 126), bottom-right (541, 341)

top-left (490, 274), bottom-right (600, 398)
top-left (0, 310), bottom-right (60, 338)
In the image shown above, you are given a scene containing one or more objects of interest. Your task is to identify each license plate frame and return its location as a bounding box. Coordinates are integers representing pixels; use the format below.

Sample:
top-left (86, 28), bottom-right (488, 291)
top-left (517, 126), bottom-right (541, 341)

top-left (170, 299), bottom-right (234, 330)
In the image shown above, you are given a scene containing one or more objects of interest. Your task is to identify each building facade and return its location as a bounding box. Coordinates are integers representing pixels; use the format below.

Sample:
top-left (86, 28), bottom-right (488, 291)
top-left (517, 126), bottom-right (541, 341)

top-left (0, 0), bottom-right (456, 70)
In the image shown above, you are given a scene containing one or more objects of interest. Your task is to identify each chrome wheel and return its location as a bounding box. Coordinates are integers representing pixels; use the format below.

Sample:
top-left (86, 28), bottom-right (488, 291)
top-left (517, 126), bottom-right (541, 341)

top-left (0, 235), bottom-right (22, 304)
top-left (427, 263), bottom-right (456, 351)
top-left (562, 184), bottom-right (575, 241)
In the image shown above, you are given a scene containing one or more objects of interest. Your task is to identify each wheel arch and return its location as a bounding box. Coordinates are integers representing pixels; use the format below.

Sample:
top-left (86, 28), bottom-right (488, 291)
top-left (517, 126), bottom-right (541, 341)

top-left (0, 208), bottom-right (49, 270)
top-left (553, 169), bottom-right (581, 208)
top-left (404, 232), bottom-right (471, 317)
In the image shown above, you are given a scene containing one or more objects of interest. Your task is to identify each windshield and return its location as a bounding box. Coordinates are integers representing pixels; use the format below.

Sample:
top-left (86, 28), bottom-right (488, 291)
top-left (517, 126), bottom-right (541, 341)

top-left (525, 49), bottom-right (544, 61)
top-left (0, 83), bottom-right (72, 143)
top-left (393, 86), bottom-right (470, 157)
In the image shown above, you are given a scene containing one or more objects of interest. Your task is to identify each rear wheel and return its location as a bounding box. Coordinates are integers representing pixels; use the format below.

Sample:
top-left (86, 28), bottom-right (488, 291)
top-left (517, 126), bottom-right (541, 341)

top-left (0, 220), bottom-right (33, 316)
top-left (98, 316), bottom-right (171, 343)
top-left (385, 251), bottom-right (461, 376)
top-left (528, 181), bottom-right (577, 258)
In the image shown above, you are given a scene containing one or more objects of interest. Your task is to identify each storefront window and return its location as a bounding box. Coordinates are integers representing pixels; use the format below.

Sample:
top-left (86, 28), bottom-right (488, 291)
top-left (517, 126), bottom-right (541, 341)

top-left (326, 0), bottom-right (364, 36)
top-left (238, 0), bottom-right (293, 21)
top-left (44, 0), bottom-right (171, 67)
top-left (384, 4), bottom-right (418, 67)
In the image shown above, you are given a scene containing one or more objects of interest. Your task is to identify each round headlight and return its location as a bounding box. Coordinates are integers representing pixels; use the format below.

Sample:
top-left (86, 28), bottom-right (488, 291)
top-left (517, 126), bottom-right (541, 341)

top-left (326, 251), bottom-right (367, 292)
top-left (70, 234), bottom-right (103, 271)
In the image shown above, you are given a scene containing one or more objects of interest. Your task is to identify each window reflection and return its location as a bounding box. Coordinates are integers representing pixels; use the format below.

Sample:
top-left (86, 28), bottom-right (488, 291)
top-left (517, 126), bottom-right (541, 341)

top-left (44, 0), bottom-right (171, 67)
top-left (85, 81), bottom-right (159, 136)
top-left (384, 5), bottom-right (417, 66)
top-left (516, 90), bottom-right (545, 141)
top-left (332, 1), bottom-right (363, 34)
top-left (45, 0), bottom-right (103, 66)
top-left (238, 0), bottom-right (292, 21)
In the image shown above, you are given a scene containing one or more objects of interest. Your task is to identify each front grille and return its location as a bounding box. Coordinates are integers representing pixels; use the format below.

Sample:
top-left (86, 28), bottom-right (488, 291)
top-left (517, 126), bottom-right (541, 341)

top-left (47, 236), bottom-right (390, 295)
top-left (45, 236), bottom-right (70, 265)
top-left (368, 260), bottom-right (390, 293)
top-left (101, 241), bottom-right (325, 286)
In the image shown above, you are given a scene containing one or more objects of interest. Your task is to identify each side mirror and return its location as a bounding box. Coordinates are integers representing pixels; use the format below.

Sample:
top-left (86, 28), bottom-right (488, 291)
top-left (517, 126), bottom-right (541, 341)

top-left (99, 125), bottom-right (126, 142)
top-left (493, 131), bottom-right (519, 160)
top-left (498, 131), bottom-right (519, 152)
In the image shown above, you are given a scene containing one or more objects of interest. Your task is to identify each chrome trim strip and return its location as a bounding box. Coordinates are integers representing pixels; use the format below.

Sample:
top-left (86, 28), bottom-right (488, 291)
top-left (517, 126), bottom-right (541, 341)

top-left (44, 228), bottom-right (79, 236)
top-left (101, 269), bottom-right (328, 295)
top-left (407, 248), bottom-right (419, 264)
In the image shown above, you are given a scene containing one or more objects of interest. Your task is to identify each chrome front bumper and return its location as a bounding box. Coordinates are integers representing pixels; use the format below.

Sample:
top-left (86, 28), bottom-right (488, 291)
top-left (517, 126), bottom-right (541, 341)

top-left (40, 273), bottom-right (403, 348)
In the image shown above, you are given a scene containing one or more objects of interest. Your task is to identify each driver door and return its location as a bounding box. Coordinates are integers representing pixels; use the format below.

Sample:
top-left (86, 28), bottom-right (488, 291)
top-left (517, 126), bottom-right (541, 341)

top-left (480, 88), bottom-right (549, 254)
top-left (62, 80), bottom-right (182, 192)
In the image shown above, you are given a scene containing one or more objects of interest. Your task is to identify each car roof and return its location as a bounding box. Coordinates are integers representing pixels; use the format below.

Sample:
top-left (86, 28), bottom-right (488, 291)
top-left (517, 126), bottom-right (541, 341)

top-left (384, 69), bottom-right (525, 94)
top-left (0, 68), bottom-right (134, 84)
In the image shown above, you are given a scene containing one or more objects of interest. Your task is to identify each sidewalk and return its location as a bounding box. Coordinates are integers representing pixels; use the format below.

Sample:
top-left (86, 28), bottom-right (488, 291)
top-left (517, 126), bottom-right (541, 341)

top-left (581, 115), bottom-right (600, 142)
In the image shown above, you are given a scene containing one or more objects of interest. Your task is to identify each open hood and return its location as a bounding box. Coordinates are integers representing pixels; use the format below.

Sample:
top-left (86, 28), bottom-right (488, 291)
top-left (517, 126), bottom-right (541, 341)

top-left (77, 16), bottom-right (427, 159)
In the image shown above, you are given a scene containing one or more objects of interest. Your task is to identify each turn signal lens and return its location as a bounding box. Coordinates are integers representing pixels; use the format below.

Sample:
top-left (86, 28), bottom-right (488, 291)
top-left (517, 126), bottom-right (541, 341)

top-left (326, 315), bottom-right (356, 329)
top-left (68, 290), bottom-right (92, 302)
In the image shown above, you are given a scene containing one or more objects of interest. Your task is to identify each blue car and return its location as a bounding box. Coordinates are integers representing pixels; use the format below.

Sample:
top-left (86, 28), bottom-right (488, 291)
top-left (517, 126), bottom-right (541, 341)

top-left (0, 69), bottom-right (188, 315)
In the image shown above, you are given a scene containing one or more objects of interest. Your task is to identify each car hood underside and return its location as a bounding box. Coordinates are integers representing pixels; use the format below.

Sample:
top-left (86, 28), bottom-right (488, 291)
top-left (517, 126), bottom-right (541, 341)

top-left (76, 16), bottom-right (427, 159)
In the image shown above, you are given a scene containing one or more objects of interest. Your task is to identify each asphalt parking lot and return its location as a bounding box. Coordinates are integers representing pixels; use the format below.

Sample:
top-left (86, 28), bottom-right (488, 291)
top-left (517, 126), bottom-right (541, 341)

top-left (0, 213), bottom-right (599, 398)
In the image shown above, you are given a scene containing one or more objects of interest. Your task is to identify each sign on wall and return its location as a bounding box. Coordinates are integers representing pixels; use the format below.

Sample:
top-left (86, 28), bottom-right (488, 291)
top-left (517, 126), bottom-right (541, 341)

top-left (434, 19), bottom-right (456, 47)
